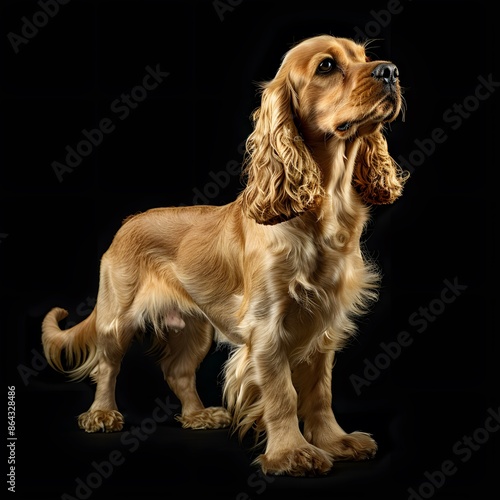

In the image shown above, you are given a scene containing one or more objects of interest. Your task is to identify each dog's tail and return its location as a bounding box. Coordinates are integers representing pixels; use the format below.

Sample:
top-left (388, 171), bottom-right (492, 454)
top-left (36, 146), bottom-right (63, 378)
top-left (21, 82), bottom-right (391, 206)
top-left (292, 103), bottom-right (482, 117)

top-left (41, 307), bottom-right (99, 381)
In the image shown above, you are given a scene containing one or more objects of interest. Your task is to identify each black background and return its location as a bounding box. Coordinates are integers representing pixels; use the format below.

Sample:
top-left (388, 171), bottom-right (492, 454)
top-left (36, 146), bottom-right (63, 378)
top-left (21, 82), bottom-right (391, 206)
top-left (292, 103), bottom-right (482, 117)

top-left (1, 0), bottom-right (498, 499)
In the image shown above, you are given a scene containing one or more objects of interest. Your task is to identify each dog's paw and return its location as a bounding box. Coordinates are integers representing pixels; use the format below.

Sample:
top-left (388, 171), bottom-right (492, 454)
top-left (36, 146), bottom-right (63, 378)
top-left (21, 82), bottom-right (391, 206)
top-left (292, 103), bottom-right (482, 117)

top-left (257, 445), bottom-right (333, 477)
top-left (177, 406), bottom-right (232, 429)
top-left (327, 431), bottom-right (378, 461)
top-left (78, 409), bottom-right (124, 433)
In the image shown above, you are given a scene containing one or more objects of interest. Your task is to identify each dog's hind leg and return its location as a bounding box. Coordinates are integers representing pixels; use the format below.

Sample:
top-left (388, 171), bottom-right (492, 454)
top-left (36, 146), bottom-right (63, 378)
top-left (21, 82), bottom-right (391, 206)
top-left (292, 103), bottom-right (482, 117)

top-left (159, 316), bottom-right (232, 429)
top-left (77, 319), bottom-right (135, 433)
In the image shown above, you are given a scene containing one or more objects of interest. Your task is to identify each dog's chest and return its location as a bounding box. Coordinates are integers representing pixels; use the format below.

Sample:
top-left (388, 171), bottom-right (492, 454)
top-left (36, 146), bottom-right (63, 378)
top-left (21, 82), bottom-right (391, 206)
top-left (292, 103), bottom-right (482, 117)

top-left (278, 227), bottom-right (358, 314)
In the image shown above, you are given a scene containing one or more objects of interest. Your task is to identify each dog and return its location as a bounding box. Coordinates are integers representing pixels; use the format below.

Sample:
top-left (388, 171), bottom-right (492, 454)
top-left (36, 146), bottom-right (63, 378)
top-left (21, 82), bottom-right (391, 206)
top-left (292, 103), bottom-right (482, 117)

top-left (42, 34), bottom-right (408, 476)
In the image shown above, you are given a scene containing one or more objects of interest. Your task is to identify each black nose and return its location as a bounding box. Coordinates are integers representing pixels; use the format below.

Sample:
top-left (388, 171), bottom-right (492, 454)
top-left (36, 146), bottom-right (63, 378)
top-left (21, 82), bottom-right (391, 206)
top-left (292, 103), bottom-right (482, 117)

top-left (371, 63), bottom-right (399, 85)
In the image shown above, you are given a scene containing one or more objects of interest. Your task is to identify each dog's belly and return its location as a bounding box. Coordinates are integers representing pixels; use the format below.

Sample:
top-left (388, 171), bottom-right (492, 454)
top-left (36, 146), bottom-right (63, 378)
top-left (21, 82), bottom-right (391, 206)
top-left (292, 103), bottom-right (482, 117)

top-left (187, 291), bottom-right (246, 345)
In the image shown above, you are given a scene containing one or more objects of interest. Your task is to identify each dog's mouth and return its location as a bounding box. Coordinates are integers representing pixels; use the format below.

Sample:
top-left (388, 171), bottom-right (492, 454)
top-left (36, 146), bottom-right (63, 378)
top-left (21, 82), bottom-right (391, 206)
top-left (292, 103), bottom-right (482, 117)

top-left (336, 119), bottom-right (365, 136)
top-left (335, 95), bottom-right (401, 138)
top-left (335, 119), bottom-right (364, 138)
top-left (337, 122), bottom-right (352, 132)
top-left (335, 120), bottom-right (376, 139)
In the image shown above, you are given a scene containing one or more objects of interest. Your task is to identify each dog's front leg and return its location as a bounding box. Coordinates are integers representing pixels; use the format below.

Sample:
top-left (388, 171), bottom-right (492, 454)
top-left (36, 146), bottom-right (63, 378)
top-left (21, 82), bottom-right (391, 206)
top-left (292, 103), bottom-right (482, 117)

top-left (251, 343), bottom-right (333, 476)
top-left (293, 349), bottom-right (377, 461)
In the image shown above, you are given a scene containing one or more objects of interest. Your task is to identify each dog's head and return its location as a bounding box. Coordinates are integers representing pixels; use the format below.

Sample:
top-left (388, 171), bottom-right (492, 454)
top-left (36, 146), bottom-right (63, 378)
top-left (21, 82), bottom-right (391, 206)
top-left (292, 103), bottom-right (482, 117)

top-left (241, 35), bottom-right (408, 225)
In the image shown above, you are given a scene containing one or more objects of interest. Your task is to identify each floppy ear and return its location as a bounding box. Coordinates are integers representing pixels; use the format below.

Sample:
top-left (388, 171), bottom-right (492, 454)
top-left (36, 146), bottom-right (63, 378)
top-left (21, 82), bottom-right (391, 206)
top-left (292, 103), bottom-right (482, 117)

top-left (353, 129), bottom-right (409, 205)
top-left (240, 75), bottom-right (324, 225)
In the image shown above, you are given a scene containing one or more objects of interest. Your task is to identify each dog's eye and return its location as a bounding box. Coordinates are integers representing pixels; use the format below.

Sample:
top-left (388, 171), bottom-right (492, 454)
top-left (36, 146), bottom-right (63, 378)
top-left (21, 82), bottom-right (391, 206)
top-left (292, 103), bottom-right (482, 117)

top-left (316, 58), bottom-right (336, 75)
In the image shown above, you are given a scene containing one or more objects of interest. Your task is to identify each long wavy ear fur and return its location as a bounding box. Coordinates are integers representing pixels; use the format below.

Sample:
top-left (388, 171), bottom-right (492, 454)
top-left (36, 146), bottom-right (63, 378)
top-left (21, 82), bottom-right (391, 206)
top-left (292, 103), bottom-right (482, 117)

top-left (353, 129), bottom-right (409, 205)
top-left (240, 75), bottom-right (324, 225)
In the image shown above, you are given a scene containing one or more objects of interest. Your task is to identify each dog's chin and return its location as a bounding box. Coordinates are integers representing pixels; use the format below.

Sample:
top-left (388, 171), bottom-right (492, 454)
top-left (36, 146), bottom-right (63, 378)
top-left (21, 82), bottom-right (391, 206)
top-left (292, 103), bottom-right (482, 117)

top-left (333, 120), bottom-right (380, 139)
top-left (334, 103), bottom-right (401, 139)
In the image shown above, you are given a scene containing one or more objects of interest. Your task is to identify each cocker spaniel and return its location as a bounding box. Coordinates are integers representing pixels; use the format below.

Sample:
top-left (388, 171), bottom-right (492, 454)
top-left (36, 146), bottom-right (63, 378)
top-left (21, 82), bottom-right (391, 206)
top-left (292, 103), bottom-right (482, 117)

top-left (42, 34), bottom-right (408, 476)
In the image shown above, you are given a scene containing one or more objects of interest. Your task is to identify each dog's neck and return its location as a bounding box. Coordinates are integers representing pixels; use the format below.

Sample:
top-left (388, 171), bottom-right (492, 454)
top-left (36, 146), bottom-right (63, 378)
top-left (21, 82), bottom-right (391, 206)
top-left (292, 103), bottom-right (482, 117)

top-left (300, 134), bottom-right (368, 241)
top-left (307, 135), bottom-right (361, 203)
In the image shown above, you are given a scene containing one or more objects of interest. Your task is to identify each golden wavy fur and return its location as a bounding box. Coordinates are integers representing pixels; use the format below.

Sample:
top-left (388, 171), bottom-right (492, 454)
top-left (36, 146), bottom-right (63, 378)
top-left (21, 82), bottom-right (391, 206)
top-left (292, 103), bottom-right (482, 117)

top-left (42, 34), bottom-right (408, 476)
